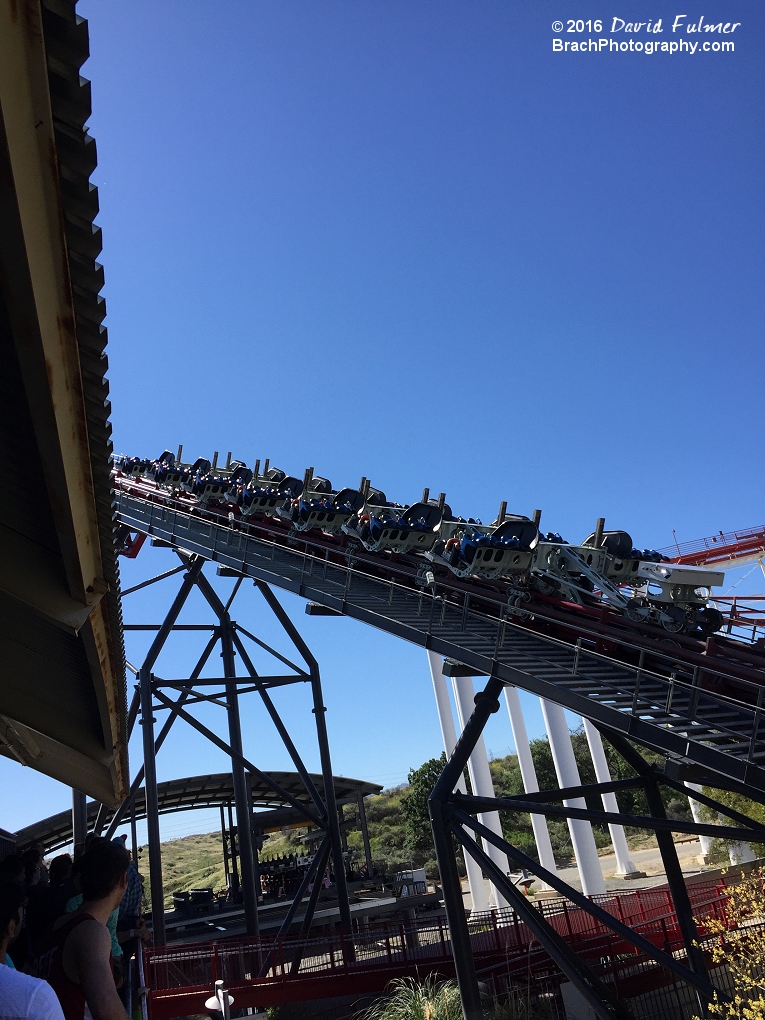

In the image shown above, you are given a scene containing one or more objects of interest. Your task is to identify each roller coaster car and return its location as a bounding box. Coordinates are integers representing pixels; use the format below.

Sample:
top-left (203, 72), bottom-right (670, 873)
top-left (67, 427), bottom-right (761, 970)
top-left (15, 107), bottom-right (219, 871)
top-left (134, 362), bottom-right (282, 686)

top-left (282, 486), bottom-right (366, 535)
top-left (429, 516), bottom-right (538, 580)
top-left (191, 461), bottom-right (254, 505)
top-left (580, 531), bottom-right (670, 582)
top-left (345, 501), bottom-right (446, 554)
top-left (624, 562), bottom-right (726, 634)
top-left (239, 468), bottom-right (303, 517)
top-left (121, 456), bottom-right (154, 479)
top-left (155, 457), bottom-right (212, 492)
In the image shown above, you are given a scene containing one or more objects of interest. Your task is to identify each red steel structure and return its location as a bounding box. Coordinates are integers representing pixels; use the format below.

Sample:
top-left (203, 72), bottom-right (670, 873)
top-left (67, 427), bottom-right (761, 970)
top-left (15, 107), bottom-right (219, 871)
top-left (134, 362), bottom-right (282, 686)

top-left (143, 882), bottom-right (732, 1019)
top-left (663, 525), bottom-right (765, 570)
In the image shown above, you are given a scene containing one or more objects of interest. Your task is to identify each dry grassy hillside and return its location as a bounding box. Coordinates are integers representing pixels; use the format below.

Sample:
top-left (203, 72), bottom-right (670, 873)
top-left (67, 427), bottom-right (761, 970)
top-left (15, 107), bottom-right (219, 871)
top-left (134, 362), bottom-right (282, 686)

top-left (135, 832), bottom-right (226, 909)
top-left (137, 828), bottom-right (309, 909)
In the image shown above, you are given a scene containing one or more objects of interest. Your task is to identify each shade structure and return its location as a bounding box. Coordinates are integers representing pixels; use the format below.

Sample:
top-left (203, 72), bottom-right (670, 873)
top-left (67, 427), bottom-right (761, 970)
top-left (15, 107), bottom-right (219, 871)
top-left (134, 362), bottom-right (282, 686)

top-left (0, 0), bottom-right (127, 804)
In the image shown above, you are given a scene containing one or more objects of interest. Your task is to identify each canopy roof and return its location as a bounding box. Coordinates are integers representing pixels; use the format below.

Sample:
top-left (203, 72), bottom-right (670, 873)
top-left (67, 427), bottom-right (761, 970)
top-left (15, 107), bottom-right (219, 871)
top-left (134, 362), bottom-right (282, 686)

top-left (16, 773), bottom-right (383, 853)
top-left (0, 0), bottom-right (127, 804)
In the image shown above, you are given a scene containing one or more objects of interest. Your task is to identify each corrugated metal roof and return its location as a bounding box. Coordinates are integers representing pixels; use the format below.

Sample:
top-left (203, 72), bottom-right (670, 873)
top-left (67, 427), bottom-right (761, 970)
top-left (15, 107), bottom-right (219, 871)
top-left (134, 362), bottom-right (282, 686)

top-left (41, 0), bottom-right (127, 724)
top-left (0, 0), bottom-right (126, 804)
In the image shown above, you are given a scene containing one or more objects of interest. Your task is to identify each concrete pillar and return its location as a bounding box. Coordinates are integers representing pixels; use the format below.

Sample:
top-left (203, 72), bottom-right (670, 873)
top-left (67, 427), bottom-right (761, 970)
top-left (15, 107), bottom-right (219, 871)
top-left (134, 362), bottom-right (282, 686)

top-left (729, 842), bottom-right (756, 865)
top-left (452, 675), bottom-right (511, 910)
top-left (540, 700), bottom-right (606, 896)
top-left (685, 783), bottom-right (714, 864)
top-left (427, 651), bottom-right (490, 914)
top-left (685, 782), bottom-right (755, 866)
top-left (503, 686), bottom-right (557, 884)
top-left (582, 719), bottom-right (642, 878)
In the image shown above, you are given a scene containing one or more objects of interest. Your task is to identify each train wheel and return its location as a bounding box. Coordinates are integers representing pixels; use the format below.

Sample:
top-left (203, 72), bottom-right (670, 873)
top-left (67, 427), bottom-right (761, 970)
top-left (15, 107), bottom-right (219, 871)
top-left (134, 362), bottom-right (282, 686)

top-left (696, 607), bottom-right (724, 637)
top-left (659, 605), bottom-right (687, 633)
top-left (625, 597), bottom-right (651, 624)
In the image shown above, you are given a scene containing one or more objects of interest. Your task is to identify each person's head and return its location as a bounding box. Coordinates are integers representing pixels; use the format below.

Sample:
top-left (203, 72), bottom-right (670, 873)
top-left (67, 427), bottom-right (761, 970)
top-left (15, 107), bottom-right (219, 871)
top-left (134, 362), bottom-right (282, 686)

top-left (77, 839), bottom-right (130, 910)
top-left (49, 854), bottom-right (72, 887)
top-left (0, 880), bottom-right (27, 949)
top-left (0, 855), bottom-right (24, 885)
top-left (111, 835), bottom-right (130, 861)
top-left (21, 848), bottom-right (41, 887)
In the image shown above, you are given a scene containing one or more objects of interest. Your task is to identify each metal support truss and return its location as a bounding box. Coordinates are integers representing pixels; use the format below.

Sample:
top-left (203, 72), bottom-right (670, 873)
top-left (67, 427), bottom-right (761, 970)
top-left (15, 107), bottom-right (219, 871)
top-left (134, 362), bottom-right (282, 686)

top-left (428, 672), bottom-right (765, 1020)
top-left (108, 553), bottom-right (352, 946)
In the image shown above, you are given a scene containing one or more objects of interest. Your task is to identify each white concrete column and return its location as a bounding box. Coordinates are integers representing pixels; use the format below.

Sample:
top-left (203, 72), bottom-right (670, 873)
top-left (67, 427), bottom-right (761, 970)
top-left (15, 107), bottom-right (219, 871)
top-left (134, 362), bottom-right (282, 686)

top-left (582, 719), bottom-right (642, 877)
top-left (452, 674), bottom-right (511, 910)
top-left (684, 782), bottom-right (713, 863)
top-left (729, 842), bottom-right (756, 865)
top-left (540, 700), bottom-right (606, 896)
top-left (684, 781), bottom-right (755, 866)
top-left (503, 686), bottom-right (557, 884)
top-left (427, 651), bottom-right (490, 914)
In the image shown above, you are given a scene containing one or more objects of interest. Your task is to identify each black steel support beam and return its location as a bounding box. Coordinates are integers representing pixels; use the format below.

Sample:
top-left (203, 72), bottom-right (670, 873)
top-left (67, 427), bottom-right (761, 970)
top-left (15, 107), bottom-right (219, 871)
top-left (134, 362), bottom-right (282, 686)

top-left (453, 825), bottom-right (629, 1020)
top-left (357, 791), bottom-right (373, 876)
top-left (127, 687), bottom-right (140, 737)
top-left (453, 808), bottom-right (724, 1003)
top-left (291, 839), bottom-right (333, 975)
top-left (428, 672), bottom-right (506, 1020)
top-left (227, 801), bottom-right (239, 895)
top-left (134, 559), bottom-right (204, 947)
top-left (453, 793), bottom-right (765, 842)
top-left (220, 614), bottom-right (260, 937)
top-left (659, 773), bottom-right (765, 830)
top-left (72, 789), bottom-right (87, 857)
top-left (232, 631), bottom-right (326, 820)
top-left (105, 634), bottom-right (219, 839)
top-left (255, 581), bottom-right (354, 951)
top-left (268, 835), bottom-right (330, 951)
top-left (140, 666), bottom-right (165, 945)
top-left (596, 727), bottom-right (712, 1014)
top-left (150, 689), bottom-right (323, 825)
top-left (121, 564), bottom-right (186, 597)
top-left (233, 623), bottom-right (308, 677)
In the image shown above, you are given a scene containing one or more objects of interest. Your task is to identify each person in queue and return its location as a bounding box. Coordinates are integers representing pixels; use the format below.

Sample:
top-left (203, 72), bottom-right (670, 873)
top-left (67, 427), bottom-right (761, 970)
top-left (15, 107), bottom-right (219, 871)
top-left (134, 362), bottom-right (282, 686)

top-left (0, 880), bottom-right (64, 1020)
top-left (38, 839), bottom-right (130, 1020)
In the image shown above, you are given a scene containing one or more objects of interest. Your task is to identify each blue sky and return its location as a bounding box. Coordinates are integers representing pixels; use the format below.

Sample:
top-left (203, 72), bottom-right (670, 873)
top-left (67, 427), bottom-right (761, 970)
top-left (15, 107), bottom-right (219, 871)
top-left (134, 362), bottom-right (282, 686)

top-left (3, 1), bottom-right (763, 837)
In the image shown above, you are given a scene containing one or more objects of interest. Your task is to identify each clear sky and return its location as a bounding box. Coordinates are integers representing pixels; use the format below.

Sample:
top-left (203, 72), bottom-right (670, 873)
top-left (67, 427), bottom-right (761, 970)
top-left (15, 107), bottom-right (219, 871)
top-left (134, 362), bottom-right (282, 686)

top-left (2, 1), bottom-right (763, 838)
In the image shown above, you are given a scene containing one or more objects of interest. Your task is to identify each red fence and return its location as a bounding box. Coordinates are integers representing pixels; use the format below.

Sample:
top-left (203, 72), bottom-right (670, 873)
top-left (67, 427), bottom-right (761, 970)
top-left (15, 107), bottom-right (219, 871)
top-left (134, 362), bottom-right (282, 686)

top-left (143, 882), bottom-right (731, 1019)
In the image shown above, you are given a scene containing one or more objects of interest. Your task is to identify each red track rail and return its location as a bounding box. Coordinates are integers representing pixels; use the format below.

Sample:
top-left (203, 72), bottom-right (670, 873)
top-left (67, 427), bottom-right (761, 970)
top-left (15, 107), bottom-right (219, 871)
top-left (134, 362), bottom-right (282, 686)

top-left (143, 883), bottom-right (731, 1018)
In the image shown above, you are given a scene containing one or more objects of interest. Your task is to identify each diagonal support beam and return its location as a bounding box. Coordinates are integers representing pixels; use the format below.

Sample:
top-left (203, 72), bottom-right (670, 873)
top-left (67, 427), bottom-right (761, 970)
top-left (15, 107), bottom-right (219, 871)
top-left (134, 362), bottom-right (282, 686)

top-left (254, 581), bottom-right (354, 949)
top-left (151, 689), bottom-right (323, 826)
top-left (453, 808), bottom-right (725, 1004)
top-left (232, 631), bottom-right (326, 820)
top-left (142, 558), bottom-right (204, 672)
top-left (428, 672), bottom-right (506, 1020)
top-left (105, 634), bottom-right (219, 839)
top-left (233, 624), bottom-right (308, 677)
top-left (258, 836), bottom-right (331, 978)
top-left (595, 725), bottom-right (712, 1009)
top-left (453, 824), bottom-right (630, 1020)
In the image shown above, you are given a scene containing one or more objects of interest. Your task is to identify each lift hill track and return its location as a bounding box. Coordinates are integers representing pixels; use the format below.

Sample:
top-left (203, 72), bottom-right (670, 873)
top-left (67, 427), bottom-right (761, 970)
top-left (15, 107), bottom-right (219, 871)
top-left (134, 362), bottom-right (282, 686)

top-left (115, 477), bottom-right (765, 794)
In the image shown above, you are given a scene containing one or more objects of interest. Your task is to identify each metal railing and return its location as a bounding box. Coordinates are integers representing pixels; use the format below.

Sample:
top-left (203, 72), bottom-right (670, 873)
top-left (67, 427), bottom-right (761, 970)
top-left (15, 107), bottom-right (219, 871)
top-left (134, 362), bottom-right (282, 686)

top-left (115, 483), bottom-right (765, 779)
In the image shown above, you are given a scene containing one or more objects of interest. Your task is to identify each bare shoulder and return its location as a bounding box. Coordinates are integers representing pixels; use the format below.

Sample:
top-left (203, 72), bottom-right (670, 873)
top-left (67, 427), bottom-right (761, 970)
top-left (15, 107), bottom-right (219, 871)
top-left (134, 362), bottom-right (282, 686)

top-left (62, 916), bottom-right (112, 982)
top-left (68, 917), bottom-right (111, 954)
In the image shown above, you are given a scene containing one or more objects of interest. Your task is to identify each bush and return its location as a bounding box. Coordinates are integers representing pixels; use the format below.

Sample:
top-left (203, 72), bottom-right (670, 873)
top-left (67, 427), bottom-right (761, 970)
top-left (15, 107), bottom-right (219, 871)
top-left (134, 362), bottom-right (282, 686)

top-left (694, 868), bottom-right (765, 1019)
